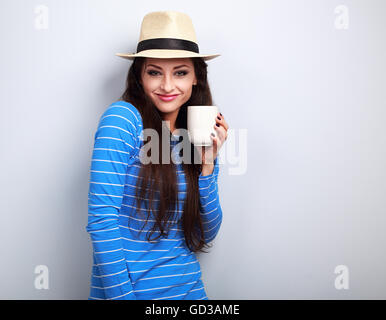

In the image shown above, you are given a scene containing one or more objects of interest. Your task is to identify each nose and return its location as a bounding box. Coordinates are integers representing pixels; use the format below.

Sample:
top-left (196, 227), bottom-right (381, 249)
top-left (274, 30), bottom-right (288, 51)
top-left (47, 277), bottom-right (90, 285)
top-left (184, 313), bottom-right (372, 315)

top-left (160, 73), bottom-right (175, 92)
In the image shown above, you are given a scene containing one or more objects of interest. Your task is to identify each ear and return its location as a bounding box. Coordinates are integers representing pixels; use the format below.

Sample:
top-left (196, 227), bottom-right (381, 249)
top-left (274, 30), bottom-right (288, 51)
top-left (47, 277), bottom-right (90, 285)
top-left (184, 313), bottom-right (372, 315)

top-left (193, 74), bottom-right (197, 86)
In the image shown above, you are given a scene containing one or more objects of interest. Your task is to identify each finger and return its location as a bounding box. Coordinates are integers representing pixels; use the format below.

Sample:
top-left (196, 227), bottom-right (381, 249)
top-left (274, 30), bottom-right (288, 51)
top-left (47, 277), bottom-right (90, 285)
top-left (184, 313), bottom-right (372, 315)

top-left (214, 123), bottom-right (227, 144)
top-left (216, 113), bottom-right (229, 131)
top-left (215, 120), bottom-right (229, 138)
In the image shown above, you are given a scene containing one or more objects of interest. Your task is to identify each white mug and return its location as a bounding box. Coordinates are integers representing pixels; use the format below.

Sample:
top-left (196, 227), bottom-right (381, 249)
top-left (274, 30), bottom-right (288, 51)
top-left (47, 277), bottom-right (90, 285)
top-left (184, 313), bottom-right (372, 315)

top-left (187, 105), bottom-right (219, 146)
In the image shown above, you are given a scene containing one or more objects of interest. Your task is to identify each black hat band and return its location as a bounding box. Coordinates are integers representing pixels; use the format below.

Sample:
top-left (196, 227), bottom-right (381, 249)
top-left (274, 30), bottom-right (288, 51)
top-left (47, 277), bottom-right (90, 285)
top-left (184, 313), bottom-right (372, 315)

top-left (137, 38), bottom-right (199, 54)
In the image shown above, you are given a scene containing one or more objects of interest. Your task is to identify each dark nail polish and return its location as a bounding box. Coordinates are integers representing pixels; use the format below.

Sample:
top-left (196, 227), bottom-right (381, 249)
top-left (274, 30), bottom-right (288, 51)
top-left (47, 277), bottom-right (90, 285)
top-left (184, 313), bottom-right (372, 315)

top-left (220, 113), bottom-right (223, 116)
top-left (217, 116), bottom-right (221, 120)
top-left (216, 123), bottom-right (220, 127)
top-left (211, 133), bottom-right (215, 137)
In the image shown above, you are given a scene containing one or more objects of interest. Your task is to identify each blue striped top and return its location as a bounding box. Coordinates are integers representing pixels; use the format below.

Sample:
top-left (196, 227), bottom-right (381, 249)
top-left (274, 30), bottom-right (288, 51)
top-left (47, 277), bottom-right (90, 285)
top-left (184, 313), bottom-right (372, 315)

top-left (86, 100), bottom-right (222, 300)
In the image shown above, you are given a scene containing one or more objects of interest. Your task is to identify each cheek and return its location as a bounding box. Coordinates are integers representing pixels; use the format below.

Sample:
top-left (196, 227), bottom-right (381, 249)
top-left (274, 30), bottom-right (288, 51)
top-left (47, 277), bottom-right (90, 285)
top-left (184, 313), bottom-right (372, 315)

top-left (143, 82), bottom-right (161, 97)
top-left (179, 80), bottom-right (194, 93)
top-left (180, 85), bottom-right (194, 103)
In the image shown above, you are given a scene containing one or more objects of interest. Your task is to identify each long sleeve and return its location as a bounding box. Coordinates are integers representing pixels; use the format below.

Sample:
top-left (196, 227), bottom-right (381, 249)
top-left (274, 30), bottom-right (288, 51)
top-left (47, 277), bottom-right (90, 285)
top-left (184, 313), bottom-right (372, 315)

top-left (198, 157), bottom-right (223, 243)
top-left (86, 102), bottom-right (141, 300)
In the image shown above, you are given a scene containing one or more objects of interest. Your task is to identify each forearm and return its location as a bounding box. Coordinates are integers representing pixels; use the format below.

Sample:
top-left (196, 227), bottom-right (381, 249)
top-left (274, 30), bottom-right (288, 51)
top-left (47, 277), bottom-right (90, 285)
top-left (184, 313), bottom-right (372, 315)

top-left (87, 218), bottom-right (136, 300)
top-left (86, 102), bottom-right (140, 300)
top-left (200, 163), bottom-right (214, 176)
top-left (198, 158), bottom-right (223, 243)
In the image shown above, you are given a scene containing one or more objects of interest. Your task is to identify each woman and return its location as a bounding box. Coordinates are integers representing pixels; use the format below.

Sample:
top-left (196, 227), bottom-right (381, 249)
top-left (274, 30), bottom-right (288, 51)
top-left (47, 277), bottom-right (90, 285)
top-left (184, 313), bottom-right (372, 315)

top-left (86, 11), bottom-right (229, 300)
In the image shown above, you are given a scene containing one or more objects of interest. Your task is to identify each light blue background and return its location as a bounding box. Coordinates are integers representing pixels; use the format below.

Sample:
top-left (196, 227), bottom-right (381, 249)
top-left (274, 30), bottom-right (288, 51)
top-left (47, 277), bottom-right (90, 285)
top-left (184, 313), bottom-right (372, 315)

top-left (1, 0), bottom-right (385, 299)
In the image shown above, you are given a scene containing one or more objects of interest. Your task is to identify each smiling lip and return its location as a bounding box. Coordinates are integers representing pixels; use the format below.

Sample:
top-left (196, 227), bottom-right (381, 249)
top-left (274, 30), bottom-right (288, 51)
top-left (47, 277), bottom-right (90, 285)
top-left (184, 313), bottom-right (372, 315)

top-left (156, 94), bottom-right (179, 102)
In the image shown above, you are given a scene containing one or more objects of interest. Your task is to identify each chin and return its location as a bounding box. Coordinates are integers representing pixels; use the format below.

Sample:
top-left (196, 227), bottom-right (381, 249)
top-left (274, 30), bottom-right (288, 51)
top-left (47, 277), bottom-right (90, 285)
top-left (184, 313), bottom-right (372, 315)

top-left (153, 97), bottom-right (185, 114)
top-left (155, 104), bottom-right (179, 115)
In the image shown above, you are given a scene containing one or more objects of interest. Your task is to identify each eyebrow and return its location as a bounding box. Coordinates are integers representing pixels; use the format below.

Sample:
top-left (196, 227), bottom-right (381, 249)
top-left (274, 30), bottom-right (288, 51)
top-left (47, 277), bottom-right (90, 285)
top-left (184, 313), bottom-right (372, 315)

top-left (146, 64), bottom-right (190, 70)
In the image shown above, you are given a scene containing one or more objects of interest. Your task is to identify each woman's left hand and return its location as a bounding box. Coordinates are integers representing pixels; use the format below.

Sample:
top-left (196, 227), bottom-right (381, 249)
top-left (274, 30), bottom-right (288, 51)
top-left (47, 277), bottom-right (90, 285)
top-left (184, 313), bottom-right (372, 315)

top-left (197, 112), bottom-right (229, 166)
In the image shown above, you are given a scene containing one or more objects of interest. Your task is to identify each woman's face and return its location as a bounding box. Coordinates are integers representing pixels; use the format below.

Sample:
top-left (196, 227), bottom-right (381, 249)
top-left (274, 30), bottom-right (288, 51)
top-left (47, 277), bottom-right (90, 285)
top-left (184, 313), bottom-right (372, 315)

top-left (140, 57), bottom-right (197, 116)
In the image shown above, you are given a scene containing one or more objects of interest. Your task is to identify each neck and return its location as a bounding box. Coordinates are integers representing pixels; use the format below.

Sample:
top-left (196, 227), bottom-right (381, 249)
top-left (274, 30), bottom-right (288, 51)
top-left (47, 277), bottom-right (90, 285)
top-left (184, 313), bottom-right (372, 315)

top-left (161, 109), bottom-right (180, 134)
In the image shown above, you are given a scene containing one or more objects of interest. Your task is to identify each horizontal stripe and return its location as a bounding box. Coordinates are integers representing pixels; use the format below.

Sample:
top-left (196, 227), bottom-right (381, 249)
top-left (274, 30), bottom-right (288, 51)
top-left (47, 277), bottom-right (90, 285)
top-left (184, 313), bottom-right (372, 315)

top-left (154, 286), bottom-right (205, 300)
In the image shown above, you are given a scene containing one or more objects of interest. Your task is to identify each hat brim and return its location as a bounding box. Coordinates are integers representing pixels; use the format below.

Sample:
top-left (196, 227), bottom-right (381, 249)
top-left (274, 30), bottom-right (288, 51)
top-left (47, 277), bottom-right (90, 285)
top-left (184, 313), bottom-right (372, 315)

top-left (115, 49), bottom-right (220, 61)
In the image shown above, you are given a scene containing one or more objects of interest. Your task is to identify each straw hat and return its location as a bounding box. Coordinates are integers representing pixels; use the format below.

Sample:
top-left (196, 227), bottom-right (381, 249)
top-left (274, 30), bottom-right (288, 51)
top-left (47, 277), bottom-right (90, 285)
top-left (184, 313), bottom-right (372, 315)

top-left (116, 11), bottom-right (220, 61)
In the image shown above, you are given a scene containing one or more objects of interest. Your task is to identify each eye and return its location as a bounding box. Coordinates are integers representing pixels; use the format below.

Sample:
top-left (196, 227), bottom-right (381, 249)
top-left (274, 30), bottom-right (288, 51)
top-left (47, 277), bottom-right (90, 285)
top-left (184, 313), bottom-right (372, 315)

top-left (147, 70), bottom-right (160, 76)
top-left (146, 70), bottom-right (189, 76)
top-left (176, 70), bottom-right (188, 76)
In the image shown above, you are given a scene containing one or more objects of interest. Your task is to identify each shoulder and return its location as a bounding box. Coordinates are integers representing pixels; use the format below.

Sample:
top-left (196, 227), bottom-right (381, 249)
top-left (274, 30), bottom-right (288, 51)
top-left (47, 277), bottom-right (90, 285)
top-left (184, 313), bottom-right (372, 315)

top-left (96, 100), bottom-right (144, 148)
top-left (102, 100), bottom-right (143, 129)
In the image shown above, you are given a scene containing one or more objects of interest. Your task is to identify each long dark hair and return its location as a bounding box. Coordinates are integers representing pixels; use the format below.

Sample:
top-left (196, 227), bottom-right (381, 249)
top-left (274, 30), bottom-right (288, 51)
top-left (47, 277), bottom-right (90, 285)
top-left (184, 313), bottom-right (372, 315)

top-left (119, 57), bottom-right (214, 253)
